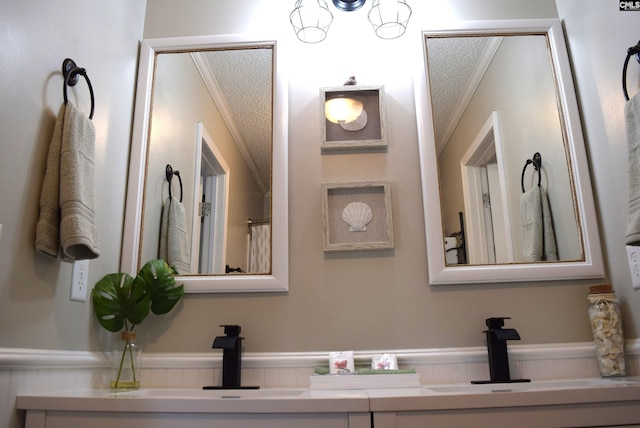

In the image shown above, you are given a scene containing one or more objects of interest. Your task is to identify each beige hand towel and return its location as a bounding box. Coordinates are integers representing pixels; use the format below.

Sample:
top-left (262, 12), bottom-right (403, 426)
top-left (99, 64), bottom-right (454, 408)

top-left (35, 104), bottom-right (65, 258)
top-left (625, 93), bottom-right (640, 245)
top-left (35, 102), bottom-right (99, 260)
top-left (159, 196), bottom-right (190, 274)
top-left (521, 186), bottom-right (558, 262)
top-left (59, 102), bottom-right (99, 259)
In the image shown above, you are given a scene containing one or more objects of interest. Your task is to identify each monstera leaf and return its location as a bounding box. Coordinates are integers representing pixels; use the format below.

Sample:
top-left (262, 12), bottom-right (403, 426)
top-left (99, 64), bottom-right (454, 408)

top-left (92, 272), bottom-right (150, 332)
top-left (91, 259), bottom-right (183, 332)
top-left (136, 259), bottom-right (184, 315)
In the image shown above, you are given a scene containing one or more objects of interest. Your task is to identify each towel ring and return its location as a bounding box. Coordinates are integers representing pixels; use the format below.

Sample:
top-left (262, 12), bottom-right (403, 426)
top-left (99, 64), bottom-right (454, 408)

top-left (165, 164), bottom-right (183, 203)
top-left (622, 41), bottom-right (640, 101)
top-left (521, 152), bottom-right (542, 193)
top-left (62, 58), bottom-right (95, 119)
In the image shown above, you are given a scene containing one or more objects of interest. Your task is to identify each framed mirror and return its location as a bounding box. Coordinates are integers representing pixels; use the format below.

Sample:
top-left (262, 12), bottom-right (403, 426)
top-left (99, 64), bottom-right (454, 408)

top-left (121, 34), bottom-right (288, 293)
top-left (414, 19), bottom-right (604, 284)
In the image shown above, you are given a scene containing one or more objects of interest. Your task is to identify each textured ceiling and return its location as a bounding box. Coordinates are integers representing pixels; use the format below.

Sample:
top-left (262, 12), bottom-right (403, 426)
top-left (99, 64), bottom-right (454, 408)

top-left (426, 36), bottom-right (494, 153)
top-left (199, 48), bottom-right (273, 193)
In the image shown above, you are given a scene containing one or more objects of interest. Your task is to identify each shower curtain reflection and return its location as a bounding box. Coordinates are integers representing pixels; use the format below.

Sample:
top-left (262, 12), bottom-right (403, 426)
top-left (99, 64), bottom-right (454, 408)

top-left (248, 222), bottom-right (271, 273)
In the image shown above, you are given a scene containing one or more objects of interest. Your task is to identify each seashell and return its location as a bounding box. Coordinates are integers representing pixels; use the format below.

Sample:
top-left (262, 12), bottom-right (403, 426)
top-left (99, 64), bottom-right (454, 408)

top-left (341, 202), bottom-right (373, 232)
top-left (599, 357), bottom-right (614, 368)
top-left (340, 108), bottom-right (368, 132)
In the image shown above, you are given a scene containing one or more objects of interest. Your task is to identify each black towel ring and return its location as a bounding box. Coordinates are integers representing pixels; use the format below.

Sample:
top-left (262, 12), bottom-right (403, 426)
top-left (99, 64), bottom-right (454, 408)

top-left (521, 152), bottom-right (542, 193)
top-left (165, 164), bottom-right (183, 203)
top-left (62, 58), bottom-right (95, 119)
top-left (622, 41), bottom-right (640, 101)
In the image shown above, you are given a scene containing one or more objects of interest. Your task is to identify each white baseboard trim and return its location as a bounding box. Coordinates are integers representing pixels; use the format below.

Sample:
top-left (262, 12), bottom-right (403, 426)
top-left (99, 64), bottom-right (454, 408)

top-left (0, 347), bottom-right (107, 369)
top-left (2, 340), bottom-right (638, 371)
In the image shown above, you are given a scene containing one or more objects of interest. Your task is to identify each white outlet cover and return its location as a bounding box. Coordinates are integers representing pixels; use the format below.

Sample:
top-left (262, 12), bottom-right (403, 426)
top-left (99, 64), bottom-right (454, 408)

top-left (70, 259), bottom-right (90, 301)
top-left (625, 245), bottom-right (640, 290)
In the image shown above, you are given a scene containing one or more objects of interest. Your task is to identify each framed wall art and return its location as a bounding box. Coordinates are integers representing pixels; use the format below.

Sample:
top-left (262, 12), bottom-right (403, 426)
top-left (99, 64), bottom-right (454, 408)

top-left (322, 181), bottom-right (394, 251)
top-left (320, 85), bottom-right (387, 150)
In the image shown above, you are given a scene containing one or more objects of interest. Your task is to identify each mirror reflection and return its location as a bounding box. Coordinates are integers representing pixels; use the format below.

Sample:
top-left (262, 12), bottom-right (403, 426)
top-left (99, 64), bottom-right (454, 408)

top-left (139, 47), bottom-right (273, 275)
top-left (425, 33), bottom-right (583, 266)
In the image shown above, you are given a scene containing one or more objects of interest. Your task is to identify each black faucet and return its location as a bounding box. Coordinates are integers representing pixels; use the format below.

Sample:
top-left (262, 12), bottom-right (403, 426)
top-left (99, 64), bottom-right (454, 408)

top-left (203, 325), bottom-right (258, 390)
top-left (472, 317), bottom-right (530, 384)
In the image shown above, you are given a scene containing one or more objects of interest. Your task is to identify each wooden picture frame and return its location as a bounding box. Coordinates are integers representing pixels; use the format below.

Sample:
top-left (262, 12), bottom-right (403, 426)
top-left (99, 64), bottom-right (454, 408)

top-left (322, 181), bottom-right (394, 251)
top-left (320, 85), bottom-right (387, 150)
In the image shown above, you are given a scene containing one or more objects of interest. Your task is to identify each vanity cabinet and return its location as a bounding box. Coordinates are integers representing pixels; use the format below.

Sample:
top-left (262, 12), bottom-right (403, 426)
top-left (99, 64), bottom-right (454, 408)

top-left (17, 381), bottom-right (640, 428)
top-left (24, 411), bottom-right (370, 428)
top-left (17, 389), bottom-right (371, 428)
top-left (369, 384), bottom-right (640, 428)
top-left (372, 407), bottom-right (640, 428)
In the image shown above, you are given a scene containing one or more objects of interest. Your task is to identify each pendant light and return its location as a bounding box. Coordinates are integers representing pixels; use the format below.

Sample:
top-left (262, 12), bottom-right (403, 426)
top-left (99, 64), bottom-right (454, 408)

top-left (368, 0), bottom-right (412, 40)
top-left (290, 0), bottom-right (411, 43)
top-left (289, 0), bottom-right (334, 44)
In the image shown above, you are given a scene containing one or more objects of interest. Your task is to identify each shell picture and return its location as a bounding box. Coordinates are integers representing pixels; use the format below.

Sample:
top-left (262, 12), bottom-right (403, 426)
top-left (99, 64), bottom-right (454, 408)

top-left (341, 202), bottom-right (373, 232)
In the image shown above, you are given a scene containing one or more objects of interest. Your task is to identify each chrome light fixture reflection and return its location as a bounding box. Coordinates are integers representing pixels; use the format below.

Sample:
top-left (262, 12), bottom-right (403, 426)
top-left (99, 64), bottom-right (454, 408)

top-left (289, 0), bottom-right (334, 44)
top-left (290, 0), bottom-right (411, 43)
top-left (368, 0), bottom-right (412, 39)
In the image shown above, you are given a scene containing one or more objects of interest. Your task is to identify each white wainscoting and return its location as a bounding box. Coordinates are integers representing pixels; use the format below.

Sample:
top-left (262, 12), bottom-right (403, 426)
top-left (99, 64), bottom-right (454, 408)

top-left (138, 341), bottom-right (640, 388)
top-left (3, 342), bottom-right (640, 428)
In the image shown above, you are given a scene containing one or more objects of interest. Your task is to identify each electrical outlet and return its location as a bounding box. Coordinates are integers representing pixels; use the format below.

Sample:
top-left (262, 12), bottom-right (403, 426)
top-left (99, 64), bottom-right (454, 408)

top-left (626, 245), bottom-right (640, 290)
top-left (70, 260), bottom-right (89, 301)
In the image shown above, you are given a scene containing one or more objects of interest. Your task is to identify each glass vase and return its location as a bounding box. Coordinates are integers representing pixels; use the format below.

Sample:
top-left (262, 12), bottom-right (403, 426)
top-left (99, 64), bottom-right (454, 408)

top-left (588, 285), bottom-right (626, 377)
top-left (111, 331), bottom-right (142, 390)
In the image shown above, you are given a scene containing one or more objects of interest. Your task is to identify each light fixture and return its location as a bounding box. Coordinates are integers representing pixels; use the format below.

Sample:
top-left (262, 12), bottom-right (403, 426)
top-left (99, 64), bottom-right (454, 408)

top-left (289, 0), bottom-right (334, 44)
top-left (332, 0), bottom-right (366, 11)
top-left (290, 0), bottom-right (412, 43)
top-left (368, 0), bottom-right (412, 40)
top-left (325, 97), bottom-right (364, 124)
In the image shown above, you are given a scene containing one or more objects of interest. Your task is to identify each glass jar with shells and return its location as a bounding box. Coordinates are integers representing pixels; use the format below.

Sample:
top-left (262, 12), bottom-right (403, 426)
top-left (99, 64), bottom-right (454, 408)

top-left (587, 284), bottom-right (625, 377)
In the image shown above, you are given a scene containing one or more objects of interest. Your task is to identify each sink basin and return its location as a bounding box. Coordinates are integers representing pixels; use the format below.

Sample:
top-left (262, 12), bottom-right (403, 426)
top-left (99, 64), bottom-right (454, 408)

top-left (113, 388), bottom-right (307, 399)
top-left (424, 378), bottom-right (637, 394)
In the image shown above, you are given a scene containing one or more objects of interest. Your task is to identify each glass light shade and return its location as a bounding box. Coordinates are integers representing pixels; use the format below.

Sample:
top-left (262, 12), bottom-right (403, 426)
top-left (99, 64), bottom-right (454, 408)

top-left (290, 0), bottom-right (334, 44)
top-left (368, 0), bottom-right (412, 40)
top-left (325, 98), bottom-right (364, 123)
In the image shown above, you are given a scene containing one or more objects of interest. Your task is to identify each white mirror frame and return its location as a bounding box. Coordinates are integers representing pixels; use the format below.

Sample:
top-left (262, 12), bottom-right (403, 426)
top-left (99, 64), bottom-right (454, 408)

top-left (121, 34), bottom-right (289, 293)
top-left (415, 19), bottom-right (604, 285)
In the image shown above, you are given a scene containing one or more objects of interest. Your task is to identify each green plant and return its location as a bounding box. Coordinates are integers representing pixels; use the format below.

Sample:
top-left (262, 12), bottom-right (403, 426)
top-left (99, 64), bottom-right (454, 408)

top-left (92, 259), bottom-right (184, 388)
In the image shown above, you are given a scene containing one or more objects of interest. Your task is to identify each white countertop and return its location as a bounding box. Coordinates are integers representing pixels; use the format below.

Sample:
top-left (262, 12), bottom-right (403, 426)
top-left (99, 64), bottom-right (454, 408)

top-left (16, 388), bottom-right (371, 414)
top-left (367, 377), bottom-right (640, 412)
top-left (16, 377), bottom-right (640, 415)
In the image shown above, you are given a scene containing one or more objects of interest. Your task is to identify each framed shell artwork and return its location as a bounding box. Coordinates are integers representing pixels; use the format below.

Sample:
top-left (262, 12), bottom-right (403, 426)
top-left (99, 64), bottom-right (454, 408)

top-left (322, 181), bottom-right (394, 251)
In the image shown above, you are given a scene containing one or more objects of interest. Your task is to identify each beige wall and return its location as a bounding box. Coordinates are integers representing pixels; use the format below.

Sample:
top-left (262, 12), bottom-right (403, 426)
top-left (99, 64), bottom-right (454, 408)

top-left (0, 0), bottom-right (145, 350)
top-left (1, 0), bottom-right (640, 356)
top-left (139, 0), bottom-right (614, 354)
top-left (557, 0), bottom-right (640, 339)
